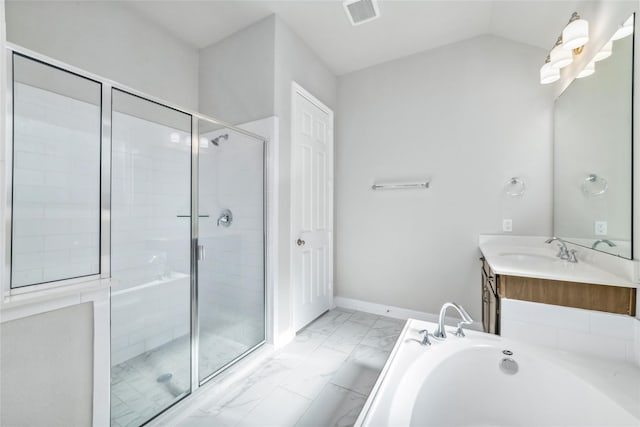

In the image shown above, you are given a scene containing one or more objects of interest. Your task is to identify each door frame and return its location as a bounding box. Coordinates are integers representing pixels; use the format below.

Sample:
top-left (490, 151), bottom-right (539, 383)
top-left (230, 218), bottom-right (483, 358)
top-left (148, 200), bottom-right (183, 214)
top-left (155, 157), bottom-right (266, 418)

top-left (289, 81), bottom-right (335, 333)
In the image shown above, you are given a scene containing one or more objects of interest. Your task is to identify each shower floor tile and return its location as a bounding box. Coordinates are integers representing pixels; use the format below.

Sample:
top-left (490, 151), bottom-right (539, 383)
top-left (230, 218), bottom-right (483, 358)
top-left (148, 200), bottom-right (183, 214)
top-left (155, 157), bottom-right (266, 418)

top-left (111, 316), bottom-right (264, 427)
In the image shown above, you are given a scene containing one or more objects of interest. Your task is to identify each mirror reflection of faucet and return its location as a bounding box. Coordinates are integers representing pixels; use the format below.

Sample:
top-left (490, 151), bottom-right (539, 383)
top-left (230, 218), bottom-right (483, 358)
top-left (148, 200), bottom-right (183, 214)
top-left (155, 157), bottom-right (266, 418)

top-left (217, 209), bottom-right (233, 227)
top-left (592, 239), bottom-right (616, 249)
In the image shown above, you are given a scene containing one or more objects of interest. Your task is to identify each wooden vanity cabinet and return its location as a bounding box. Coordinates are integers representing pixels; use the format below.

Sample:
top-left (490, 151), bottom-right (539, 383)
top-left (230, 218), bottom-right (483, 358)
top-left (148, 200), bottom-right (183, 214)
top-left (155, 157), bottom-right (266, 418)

top-left (479, 256), bottom-right (637, 335)
top-left (480, 257), bottom-right (500, 334)
top-left (498, 275), bottom-right (636, 316)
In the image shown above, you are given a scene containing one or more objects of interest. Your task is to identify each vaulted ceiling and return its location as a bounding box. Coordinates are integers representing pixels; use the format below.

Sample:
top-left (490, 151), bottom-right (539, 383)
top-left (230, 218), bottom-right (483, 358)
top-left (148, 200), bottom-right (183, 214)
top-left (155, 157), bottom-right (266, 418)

top-left (125, 0), bottom-right (586, 75)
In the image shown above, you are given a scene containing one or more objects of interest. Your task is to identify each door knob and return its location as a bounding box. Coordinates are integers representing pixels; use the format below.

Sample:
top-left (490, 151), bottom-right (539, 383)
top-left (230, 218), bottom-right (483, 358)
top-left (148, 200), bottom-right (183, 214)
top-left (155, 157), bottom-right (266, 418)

top-left (296, 238), bottom-right (305, 247)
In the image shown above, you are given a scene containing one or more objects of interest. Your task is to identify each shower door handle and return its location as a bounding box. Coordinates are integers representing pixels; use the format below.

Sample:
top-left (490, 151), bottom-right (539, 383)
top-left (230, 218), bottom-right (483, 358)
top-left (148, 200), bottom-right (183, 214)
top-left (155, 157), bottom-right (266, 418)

top-left (197, 245), bottom-right (205, 261)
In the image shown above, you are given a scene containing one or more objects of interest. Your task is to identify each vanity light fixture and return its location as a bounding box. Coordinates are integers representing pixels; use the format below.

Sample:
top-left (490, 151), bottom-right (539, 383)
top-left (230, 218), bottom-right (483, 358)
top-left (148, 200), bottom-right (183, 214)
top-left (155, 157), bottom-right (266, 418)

top-left (562, 12), bottom-right (589, 50)
top-left (540, 55), bottom-right (560, 84)
top-left (576, 60), bottom-right (595, 79)
top-left (593, 40), bottom-right (613, 62)
top-left (539, 12), bottom-right (590, 84)
top-left (611, 15), bottom-right (634, 40)
top-left (549, 37), bottom-right (573, 69)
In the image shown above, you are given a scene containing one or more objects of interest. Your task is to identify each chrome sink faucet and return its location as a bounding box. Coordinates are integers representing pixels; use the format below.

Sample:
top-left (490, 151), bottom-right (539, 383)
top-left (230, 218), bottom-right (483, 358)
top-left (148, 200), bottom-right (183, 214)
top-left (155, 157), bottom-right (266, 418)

top-left (433, 302), bottom-right (474, 340)
top-left (545, 236), bottom-right (578, 263)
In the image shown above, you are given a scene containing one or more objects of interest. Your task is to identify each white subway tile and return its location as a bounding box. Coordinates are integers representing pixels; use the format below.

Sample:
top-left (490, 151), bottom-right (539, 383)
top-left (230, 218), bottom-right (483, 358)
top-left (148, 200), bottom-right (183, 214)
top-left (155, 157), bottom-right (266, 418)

top-left (588, 311), bottom-right (634, 340)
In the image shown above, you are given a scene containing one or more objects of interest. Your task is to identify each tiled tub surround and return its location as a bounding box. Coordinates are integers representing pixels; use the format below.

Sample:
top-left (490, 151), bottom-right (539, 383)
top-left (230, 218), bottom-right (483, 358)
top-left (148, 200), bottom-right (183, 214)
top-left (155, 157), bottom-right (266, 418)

top-left (478, 234), bottom-right (640, 365)
top-left (356, 319), bottom-right (640, 426)
top-left (501, 299), bottom-right (640, 366)
top-left (153, 308), bottom-right (405, 427)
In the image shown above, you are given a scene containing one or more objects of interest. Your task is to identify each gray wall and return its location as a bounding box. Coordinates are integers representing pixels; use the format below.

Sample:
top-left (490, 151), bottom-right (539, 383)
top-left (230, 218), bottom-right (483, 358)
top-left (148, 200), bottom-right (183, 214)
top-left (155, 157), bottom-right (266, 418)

top-left (5, 0), bottom-right (199, 109)
top-left (273, 16), bottom-right (337, 337)
top-left (198, 15), bottom-right (275, 124)
top-left (335, 35), bottom-right (554, 319)
top-left (199, 15), bottom-right (337, 339)
top-left (0, 303), bottom-right (94, 427)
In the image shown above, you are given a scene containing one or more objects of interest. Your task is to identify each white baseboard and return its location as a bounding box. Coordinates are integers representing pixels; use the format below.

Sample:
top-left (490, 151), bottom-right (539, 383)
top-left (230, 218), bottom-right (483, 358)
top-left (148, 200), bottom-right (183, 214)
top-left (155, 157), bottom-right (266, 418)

top-left (334, 296), bottom-right (439, 322)
top-left (334, 296), bottom-right (482, 331)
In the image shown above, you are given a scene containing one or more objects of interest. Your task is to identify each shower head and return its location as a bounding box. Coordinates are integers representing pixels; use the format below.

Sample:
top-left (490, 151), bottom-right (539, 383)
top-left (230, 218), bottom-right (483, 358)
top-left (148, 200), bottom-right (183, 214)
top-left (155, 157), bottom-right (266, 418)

top-left (210, 134), bottom-right (229, 146)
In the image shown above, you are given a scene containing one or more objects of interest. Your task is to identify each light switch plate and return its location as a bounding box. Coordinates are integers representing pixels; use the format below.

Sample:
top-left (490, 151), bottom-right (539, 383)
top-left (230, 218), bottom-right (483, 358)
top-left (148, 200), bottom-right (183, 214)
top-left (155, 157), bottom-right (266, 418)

top-left (503, 219), bottom-right (513, 232)
top-left (594, 221), bottom-right (607, 235)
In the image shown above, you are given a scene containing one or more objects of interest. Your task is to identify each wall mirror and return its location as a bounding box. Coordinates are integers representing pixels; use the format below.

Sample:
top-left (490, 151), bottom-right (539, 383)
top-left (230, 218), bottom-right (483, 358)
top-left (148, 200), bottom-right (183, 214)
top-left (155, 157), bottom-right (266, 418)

top-left (554, 13), bottom-right (634, 259)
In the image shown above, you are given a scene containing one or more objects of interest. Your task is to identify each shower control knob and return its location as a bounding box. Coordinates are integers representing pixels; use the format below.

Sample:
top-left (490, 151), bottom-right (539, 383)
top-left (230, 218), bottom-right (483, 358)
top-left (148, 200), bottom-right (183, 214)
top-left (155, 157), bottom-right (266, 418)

top-left (296, 238), bottom-right (306, 247)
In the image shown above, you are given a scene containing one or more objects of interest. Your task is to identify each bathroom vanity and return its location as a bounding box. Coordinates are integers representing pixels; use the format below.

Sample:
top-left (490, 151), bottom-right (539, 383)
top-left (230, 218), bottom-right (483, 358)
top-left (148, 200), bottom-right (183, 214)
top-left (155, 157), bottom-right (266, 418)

top-left (479, 236), bottom-right (637, 335)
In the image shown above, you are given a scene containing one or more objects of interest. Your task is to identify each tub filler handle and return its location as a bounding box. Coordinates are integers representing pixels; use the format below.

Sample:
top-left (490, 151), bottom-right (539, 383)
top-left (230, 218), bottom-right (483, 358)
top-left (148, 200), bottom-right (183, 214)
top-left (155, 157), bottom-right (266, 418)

top-left (418, 329), bottom-right (432, 346)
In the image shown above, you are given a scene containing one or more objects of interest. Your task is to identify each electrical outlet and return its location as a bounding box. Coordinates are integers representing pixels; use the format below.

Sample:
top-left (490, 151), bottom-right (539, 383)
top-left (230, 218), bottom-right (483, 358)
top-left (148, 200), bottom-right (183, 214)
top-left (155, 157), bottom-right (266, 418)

top-left (502, 219), bottom-right (513, 232)
top-left (594, 221), bottom-right (607, 236)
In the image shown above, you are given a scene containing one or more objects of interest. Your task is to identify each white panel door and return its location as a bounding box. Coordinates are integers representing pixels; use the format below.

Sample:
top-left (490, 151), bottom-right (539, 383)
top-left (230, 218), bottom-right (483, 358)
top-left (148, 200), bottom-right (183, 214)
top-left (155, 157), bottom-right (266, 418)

top-left (291, 84), bottom-right (334, 332)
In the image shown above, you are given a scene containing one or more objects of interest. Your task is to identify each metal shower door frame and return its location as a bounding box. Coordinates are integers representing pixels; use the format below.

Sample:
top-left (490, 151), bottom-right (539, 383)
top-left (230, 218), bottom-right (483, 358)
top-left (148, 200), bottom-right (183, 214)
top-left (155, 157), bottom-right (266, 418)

top-left (2, 42), bottom-right (269, 424)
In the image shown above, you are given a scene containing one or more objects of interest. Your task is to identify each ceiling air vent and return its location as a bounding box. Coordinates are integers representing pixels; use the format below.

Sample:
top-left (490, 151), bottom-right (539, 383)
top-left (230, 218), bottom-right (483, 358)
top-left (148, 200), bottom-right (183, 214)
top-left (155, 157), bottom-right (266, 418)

top-left (343, 0), bottom-right (380, 26)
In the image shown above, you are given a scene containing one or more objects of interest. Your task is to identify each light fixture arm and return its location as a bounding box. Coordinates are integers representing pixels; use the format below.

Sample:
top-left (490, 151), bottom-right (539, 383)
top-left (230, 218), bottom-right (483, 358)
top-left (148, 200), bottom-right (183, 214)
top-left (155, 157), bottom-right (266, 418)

top-left (567, 12), bottom-right (581, 24)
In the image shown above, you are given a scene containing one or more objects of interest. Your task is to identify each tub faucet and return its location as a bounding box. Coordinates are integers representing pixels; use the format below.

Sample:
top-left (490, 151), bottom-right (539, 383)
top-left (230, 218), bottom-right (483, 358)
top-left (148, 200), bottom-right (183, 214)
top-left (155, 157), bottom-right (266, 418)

top-left (433, 302), bottom-right (473, 340)
top-left (545, 237), bottom-right (578, 263)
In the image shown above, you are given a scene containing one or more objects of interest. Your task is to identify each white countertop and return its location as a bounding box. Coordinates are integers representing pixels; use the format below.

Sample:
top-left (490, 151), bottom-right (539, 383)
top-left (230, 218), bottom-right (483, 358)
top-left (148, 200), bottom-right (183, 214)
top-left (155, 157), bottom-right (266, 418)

top-left (479, 235), bottom-right (638, 288)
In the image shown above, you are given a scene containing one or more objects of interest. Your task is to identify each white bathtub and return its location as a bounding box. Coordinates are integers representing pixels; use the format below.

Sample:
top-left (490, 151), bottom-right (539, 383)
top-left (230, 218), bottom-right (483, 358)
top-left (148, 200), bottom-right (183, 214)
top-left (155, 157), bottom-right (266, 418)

top-left (356, 319), bottom-right (640, 427)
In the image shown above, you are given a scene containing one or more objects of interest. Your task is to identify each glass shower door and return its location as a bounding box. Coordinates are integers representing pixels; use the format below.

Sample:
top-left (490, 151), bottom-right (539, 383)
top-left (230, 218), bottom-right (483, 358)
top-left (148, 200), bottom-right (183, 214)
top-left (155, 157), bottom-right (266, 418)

top-left (110, 90), bottom-right (192, 425)
top-left (197, 120), bottom-right (265, 382)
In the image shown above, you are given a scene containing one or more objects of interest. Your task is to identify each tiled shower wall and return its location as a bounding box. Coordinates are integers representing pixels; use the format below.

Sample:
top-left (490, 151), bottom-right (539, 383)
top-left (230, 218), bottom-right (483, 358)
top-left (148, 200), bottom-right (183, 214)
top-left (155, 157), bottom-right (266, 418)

top-left (110, 118), bottom-right (265, 365)
top-left (11, 83), bottom-right (100, 286)
top-left (110, 111), bottom-right (191, 285)
top-left (110, 111), bottom-right (192, 365)
top-left (198, 129), bottom-right (265, 344)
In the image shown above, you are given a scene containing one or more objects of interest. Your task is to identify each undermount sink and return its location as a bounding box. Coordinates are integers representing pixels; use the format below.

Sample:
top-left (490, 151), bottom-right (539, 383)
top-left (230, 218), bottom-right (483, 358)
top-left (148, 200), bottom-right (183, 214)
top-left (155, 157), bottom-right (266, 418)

top-left (498, 252), bottom-right (558, 263)
top-left (478, 235), bottom-right (636, 287)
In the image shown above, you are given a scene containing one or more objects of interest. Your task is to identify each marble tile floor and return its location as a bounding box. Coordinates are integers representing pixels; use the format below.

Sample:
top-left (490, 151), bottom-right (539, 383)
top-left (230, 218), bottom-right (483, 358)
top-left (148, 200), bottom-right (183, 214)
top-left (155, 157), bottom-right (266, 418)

top-left (165, 308), bottom-right (406, 427)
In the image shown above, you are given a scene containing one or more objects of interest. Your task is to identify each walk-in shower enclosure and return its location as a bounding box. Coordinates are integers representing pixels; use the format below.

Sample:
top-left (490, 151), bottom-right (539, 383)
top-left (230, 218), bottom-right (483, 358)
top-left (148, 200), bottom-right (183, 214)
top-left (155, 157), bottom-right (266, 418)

top-left (4, 45), bottom-right (267, 426)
